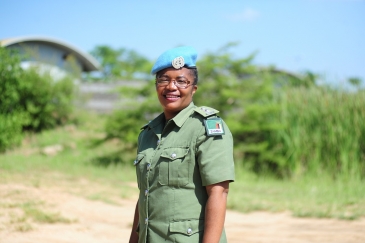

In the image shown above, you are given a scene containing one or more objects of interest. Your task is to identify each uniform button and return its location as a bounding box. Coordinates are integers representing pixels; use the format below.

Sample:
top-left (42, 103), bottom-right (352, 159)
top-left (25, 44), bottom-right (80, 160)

top-left (157, 140), bottom-right (160, 145)
top-left (171, 153), bottom-right (177, 159)
top-left (147, 163), bottom-right (151, 170)
top-left (187, 227), bottom-right (192, 235)
top-left (145, 218), bottom-right (148, 224)
top-left (133, 160), bottom-right (138, 165)
top-left (145, 189), bottom-right (149, 196)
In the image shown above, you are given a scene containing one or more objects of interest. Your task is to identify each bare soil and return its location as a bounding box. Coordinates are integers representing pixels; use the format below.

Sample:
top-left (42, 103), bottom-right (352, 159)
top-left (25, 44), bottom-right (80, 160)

top-left (0, 179), bottom-right (364, 243)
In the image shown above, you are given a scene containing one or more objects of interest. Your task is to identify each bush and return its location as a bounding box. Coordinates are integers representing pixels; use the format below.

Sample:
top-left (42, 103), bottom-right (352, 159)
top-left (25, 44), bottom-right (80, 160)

top-left (104, 80), bottom-right (161, 163)
top-left (0, 47), bottom-right (75, 151)
top-left (18, 68), bottom-right (75, 131)
top-left (103, 46), bottom-right (296, 173)
top-left (0, 112), bottom-right (27, 152)
top-left (103, 44), bottom-right (365, 180)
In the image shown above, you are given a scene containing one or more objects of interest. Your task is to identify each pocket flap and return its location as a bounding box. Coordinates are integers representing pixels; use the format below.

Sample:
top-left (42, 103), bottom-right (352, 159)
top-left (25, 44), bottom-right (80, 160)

top-left (169, 219), bottom-right (204, 236)
top-left (134, 153), bottom-right (145, 166)
top-left (161, 148), bottom-right (189, 160)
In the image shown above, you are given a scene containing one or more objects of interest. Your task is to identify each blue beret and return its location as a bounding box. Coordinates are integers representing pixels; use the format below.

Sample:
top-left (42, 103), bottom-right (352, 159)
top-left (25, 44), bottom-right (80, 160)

top-left (151, 46), bottom-right (197, 74)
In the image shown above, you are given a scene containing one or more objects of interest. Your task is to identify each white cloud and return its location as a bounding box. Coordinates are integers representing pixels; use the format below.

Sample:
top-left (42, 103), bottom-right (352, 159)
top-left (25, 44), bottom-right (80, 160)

top-left (226, 8), bottom-right (260, 22)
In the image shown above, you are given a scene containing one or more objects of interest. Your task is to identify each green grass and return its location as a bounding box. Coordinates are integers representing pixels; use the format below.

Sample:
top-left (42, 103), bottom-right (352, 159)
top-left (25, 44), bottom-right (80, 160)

top-left (1, 110), bottom-right (364, 220)
top-left (275, 87), bottom-right (365, 178)
top-left (0, 111), bottom-right (136, 184)
top-left (1, 201), bottom-right (75, 232)
top-left (229, 166), bottom-right (365, 220)
top-left (22, 202), bottom-right (75, 224)
top-left (86, 193), bottom-right (121, 206)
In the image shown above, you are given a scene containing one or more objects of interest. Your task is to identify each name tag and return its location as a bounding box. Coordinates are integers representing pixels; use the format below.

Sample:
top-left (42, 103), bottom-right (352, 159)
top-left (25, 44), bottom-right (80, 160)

top-left (204, 118), bottom-right (225, 136)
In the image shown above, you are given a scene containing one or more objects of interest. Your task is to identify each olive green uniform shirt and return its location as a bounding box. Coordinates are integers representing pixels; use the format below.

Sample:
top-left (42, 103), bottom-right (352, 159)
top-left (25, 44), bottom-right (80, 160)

top-left (134, 102), bottom-right (235, 243)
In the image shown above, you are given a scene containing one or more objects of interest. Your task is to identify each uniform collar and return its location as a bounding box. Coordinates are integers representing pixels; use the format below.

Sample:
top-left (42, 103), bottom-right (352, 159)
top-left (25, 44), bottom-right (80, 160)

top-left (171, 102), bottom-right (195, 128)
top-left (148, 102), bottom-right (196, 129)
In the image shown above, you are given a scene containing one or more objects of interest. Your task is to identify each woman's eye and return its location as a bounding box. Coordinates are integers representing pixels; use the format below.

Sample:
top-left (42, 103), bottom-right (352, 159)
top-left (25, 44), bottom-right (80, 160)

top-left (177, 79), bottom-right (187, 84)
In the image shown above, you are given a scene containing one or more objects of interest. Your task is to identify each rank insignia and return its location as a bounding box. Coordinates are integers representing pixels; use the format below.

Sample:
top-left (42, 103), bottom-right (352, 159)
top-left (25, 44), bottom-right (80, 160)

top-left (204, 118), bottom-right (225, 136)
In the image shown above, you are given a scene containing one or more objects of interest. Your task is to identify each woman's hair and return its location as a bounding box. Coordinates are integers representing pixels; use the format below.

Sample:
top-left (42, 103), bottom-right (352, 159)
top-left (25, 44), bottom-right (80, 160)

top-left (189, 67), bottom-right (198, 85)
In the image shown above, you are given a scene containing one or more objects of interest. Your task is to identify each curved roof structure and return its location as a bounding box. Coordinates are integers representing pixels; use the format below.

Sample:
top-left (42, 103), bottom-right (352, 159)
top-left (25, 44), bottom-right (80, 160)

top-left (0, 36), bottom-right (100, 72)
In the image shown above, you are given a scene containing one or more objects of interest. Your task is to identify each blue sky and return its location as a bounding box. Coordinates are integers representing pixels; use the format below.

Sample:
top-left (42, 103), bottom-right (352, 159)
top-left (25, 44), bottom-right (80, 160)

top-left (1, 0), bottom-right (364, 84)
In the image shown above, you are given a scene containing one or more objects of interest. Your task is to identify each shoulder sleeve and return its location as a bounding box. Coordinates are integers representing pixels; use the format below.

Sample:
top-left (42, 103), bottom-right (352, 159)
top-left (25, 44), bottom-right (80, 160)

top-left (137, 128), bottom-right (147, 153)
top-left (137, 122), bottom-right (150, 152)
top-left (195, 119), bottom-right (235, 186)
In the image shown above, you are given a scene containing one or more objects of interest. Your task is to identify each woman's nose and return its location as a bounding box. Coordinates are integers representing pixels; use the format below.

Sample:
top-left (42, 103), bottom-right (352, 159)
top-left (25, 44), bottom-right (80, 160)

top-left (166, 80), bottom-right (177, 89)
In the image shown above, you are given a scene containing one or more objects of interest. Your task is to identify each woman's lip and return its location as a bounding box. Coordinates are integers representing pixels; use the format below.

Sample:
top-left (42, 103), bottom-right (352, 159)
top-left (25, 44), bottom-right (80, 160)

top-left (164, 95), bottom-right (180, 101)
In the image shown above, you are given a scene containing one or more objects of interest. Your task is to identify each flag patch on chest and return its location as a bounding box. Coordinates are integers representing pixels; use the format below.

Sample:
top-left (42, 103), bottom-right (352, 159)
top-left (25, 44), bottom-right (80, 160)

top-left (204, 118), bottom-right (225, 136)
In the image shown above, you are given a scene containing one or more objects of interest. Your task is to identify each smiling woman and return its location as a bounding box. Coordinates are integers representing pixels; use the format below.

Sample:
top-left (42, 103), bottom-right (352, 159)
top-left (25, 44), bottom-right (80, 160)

top-left (155, 67), bottom-right (197, 120)
top-left (129, 46), bottom-right (235, 243)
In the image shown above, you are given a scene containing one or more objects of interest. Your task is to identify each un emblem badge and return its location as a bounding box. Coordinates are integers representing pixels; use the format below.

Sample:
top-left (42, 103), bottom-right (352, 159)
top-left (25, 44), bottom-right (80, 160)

top-left (171, 56), bottom-right (185, 69)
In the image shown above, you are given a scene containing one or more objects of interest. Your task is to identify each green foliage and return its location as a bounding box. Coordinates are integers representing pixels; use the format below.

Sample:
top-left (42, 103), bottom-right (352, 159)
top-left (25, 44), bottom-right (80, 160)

top-left (0, 47), bottom-right (28, 151)
top-left (347, 77), bottom-right (362, 87)
top-left (90, 45), bottom-right (152, 81)
top-left (105, 80), bottom-right (161, 158)
top-left (23, 204), bottom-right (74, 224)
top-left (193, 45), bottom-right (290, 175)
top-left (18, 68), bottom-right (75, 131)
top-left (1, 111), bottom-right (364, 220)
top-left (103, 44), bottom-right (309, 175)
top-left (273, 87), bottom-right (365, 178)
top-left (0, 47), bottom-right (75, 152)
top-left (0, 48), bottom-right (24, 112)
top-left (0, 112), bottom-right (27, 152)
top-left (103, 43), bottom-right (364, 179)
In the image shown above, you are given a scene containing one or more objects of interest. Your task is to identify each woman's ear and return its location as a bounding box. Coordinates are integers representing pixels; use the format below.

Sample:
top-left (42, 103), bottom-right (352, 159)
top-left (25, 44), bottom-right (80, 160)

top-left (192, 85), bottom-right (198, 96)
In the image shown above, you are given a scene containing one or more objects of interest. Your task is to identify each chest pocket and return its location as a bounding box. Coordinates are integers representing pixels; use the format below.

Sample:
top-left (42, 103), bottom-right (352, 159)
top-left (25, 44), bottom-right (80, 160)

top-left (159, 147), bottom-right (190, 187)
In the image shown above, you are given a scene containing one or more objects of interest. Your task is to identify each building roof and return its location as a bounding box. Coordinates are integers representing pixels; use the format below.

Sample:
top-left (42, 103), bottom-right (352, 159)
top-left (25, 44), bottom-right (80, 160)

top-left (0, 36), bottom-right (100, 72)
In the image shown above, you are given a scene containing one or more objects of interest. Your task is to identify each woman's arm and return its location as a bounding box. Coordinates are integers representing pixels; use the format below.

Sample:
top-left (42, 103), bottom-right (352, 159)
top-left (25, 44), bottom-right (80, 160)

top-left (203, 181), bottom-right (230, 243)
top-left (129, 200), bottom-right (139, 243)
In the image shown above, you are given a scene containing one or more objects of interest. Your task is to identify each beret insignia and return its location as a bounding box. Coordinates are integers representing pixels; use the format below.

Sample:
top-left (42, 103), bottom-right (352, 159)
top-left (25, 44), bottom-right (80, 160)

top-left (171, 56), bottom-right (185, 69)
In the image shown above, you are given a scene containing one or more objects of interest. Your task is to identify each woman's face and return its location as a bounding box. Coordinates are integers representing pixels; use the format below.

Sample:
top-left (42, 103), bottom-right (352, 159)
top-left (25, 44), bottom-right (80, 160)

top-left (155, 67), bottom-right (197, 120)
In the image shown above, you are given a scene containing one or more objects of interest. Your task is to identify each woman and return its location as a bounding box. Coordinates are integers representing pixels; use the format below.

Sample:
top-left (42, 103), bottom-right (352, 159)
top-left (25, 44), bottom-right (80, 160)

top-left (129, 46), bottom-right (235, 243)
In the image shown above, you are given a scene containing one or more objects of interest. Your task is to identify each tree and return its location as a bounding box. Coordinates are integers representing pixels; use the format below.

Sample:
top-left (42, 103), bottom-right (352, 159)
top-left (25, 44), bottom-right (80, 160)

top-left (90, 45), bottom-right (152, 81)
top-left (104, 43), bottom-right (314, 175)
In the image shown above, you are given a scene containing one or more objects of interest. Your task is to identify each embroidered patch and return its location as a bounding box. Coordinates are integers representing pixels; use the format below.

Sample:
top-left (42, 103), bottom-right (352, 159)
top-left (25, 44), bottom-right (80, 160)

top-left (204, 118), bottom-right (225, 136)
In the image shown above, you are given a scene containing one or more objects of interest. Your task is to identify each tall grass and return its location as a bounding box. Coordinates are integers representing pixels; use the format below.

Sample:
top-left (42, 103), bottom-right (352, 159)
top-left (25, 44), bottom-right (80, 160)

top-left (230, 165), bottom-right (365, 220)
top-left (276, 87), bottom-right (365, 179)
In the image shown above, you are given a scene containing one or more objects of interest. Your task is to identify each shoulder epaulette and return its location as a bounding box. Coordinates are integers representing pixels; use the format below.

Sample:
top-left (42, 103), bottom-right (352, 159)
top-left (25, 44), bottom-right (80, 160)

top-left (194, 106), bottom-right (219, 118)
top-left (140, 122), bottom-right (150, 130)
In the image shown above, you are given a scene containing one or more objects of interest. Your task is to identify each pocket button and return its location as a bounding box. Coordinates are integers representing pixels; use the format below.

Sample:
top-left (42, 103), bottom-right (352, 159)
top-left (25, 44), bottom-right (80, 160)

top-left (187, 227), bottom-right (192, 235)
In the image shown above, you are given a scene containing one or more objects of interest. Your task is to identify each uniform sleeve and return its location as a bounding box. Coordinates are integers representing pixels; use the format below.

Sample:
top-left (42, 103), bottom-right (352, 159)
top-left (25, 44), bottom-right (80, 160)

top-left (196, 120), bottom-right (235, 186)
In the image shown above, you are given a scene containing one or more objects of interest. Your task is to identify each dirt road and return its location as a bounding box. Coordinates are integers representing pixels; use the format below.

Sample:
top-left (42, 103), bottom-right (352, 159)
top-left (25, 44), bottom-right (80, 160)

top-left (1, 182), bottom-right (364, 243)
